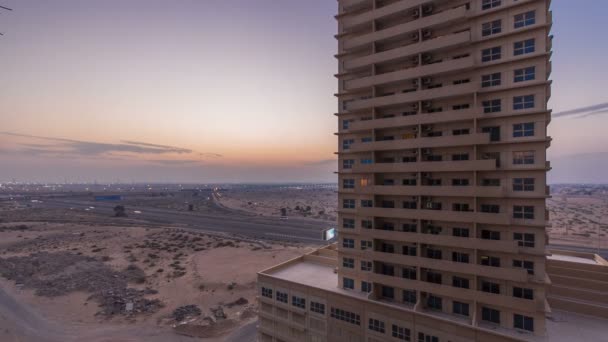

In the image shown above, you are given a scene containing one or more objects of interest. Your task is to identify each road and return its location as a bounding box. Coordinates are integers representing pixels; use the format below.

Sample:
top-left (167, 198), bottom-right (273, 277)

top-left (32, 195), bottom-right (330, 244)
top-left (26, 195), bottom-right (608, 258)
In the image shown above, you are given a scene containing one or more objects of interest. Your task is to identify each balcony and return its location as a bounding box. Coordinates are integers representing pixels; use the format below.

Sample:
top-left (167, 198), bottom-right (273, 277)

top-left (366, 272), bottom-right (545, 313)
top-left (339, 0), bottom-right (371, 13)
top-left (354, 207), bottom-right (511, 225)
top-left (341, 0), bottom-right (427, 31)
top-left (344, 30), bottom-right (471, 71)
top-left (368, 251), bottom-right (529, 283)
top-left (358, 229), bottom-right (518, 254)
top-left (345, 109), bottom-right (477, 133)
top-left (343, 5), bottom-right (469, 51)
top-left (355, 185), bottom-right (508, 197)
top-left (345, 55), bottom-right (474, 91)
top-left (349, 159), bottom-right (497, 173)
top-left (344, 132), bottom-right (489, 153)
top-left (347, 80), bottom-right (476, 111)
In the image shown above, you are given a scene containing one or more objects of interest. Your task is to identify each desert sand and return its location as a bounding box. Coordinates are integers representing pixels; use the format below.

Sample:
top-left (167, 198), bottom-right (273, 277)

top-left (0, 210), bottom-right (313, 342)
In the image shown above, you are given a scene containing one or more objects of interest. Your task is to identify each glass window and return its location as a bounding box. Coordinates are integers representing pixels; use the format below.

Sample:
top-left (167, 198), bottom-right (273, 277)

top-left (418, 333), bottom-right (439, 342)
top-left (382, 286), bottom-right (395, 299)
top-left (514, 39), bottom-right (535, 55)
top-left (514, 66), bottom-right (536, 82)
top-left (292, 296), bottom-right (306, 309)
top-left (481, 229), bottom-right (501, 240)
top-left (403, 290), bottom-right (417, 304)
top-left (343, 277), bottom-right (355, 290)
top-left (482, 307), bottom-right (501, 324)
top-left (403, 223), bottom-right (417, 232)
top-left (513, 178), bottom-right (535, 191)
top-left (513, 122), bottom-right (535, 137)
top-left (482, 72), bottom-right (502, 87)
top-left (361, 260), bottom-right (372, 271)
top-left (514, 314), bottom-right (534, 331)
top-left (513, 287), bottom-right (534, 300)
top-left (261, 287), bottom-right (273, 298)
top-left (361, 240), bottom-right (372, 250)
top-left (310, 301), bottom-right (325, 314)
top-left (513, 95), bottom-right (535, 110)
top-left (427, 295), bottom-right (442, 310)
top-left (343, 199), bottom-right (355, 209)
top-left (368, 318), bottom-right (386, 333)
top-left (343, 159), bottom-right (354, 169)
top-left (482, 281), bottom-right (500, 294)
top-left (452, 252), bottom-right (470, 264)
top-left (482, 0), bottom-right (501, 10)
top-left (482, 20), bottom-right (502, 37)
top-left (514, 11), bottom-right (536, 29)
top-left (453, 227), bottom-right (469, 237)
top-left (342, 257), bottom-right (354, 268)
top-left (514, 232), bottom-right (536, 247)
top-left (342, 119), bottom-right (351, 130)
top-left (482, 99), bottom-right (502, 113)
top-left (453, 301), bottom-right (470, 316)
top-left (481, 255), bottom-right (501, 267)
top-left (342, 238), bottom-right (355, 248)
top-left (342, 179), bottom-right (355, 189)
top-left (482, 46), bottom-right (502, 62)
top-left (513, 205), bottom-right (535, 219)
top-left (276, 291), bottom-right (288, 303)
top-left (392, 324), bottom-right (411, 341)
top-left (361, 281), bottom-right (372, 293)
top-left (513, 151), bottom-right (535, 164)
top-left (513, 259), bottom-right (535, 274)
top-left (342, 139), bottom-right (354, 150)
top-left (402, 267), bottom-right (417, 279)
top-left (343, 218), bottom-right (355, 229)
top-left (330, 307), bottom-right (360, 325)
top-left (452, 276), bottom-right (470, 288)
top-left (452, 153), bottom-right (469, 161)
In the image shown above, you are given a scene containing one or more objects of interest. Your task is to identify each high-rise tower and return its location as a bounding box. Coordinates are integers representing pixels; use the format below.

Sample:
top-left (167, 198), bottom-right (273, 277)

top-left (335, 0), bottom-right (552, 335)
top-left (258, 1), bottom-right (608, 341)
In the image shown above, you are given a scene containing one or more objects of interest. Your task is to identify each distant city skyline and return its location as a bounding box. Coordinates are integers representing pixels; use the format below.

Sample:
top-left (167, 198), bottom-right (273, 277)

top-left (1, 0), bottom-right (607, 183)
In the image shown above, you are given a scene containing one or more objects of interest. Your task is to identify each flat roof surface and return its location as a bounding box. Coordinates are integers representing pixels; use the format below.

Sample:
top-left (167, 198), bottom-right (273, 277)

top-left (268, 260), bottom-right (338, 291)
top-left (265, 257), bottom-right (608, 342)
top-left (265, 258), bottom-right (371, 300)
top-left (548, 254), bottom-right (598, 265)
top-left (546, 310), bottom-right (608, 342)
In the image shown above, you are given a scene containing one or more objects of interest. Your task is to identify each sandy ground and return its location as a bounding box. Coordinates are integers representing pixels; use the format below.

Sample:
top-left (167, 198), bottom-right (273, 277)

top-left (548, 185), bottom-right (608, 249)
top-left (217, 185), bottom-right (337, 221)
top-left (0, 216), bottom-right (314, 341)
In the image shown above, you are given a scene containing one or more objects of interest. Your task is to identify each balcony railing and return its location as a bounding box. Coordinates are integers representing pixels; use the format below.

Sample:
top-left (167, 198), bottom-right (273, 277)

top-left (344, 30), bottom-right (471, 71)
top-left (343, 5), bottom-right (469, 51)
top-left (344, 55), bottom-right (474, 91)
top-left (344, 132), bottom-right (489, 153)
top-left (347, 80), bottom-right (476, 110)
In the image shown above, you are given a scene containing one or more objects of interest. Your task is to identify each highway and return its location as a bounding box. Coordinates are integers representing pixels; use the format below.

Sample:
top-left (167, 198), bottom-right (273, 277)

top-left (25, 195), bottom-right (608, 258)
top-left (32, 195), bottom-right (331, 243)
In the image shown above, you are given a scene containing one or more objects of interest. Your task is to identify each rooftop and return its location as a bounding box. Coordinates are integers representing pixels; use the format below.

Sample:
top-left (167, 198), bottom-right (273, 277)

top-left (259, 245), bottom-right (608, 342)
top-left (548, 254), bottom-right (598, 265)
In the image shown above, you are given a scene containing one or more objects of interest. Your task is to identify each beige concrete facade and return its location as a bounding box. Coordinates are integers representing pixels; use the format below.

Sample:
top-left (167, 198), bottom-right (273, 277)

top-left (252, 0), bottom-right (608, 341)
top-left (257, 246), bottom-right (608, 342)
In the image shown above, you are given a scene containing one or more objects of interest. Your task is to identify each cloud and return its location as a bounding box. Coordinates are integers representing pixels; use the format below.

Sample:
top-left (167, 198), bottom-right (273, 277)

top-left (0, 132), bottom-right (222, 164)
top-left (577, 109), bottom-right (608, 119)
top-left (553, 103), bottom-right (608, 119)
top-left (200, 152), bottom-right (223, 158)
top-left (145, 159), bottom-right (203, 166)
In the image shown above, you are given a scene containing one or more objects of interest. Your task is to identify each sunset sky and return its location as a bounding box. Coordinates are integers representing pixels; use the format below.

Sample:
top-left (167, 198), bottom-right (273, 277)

top-left (1, 1), bottom-right (608, 183)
